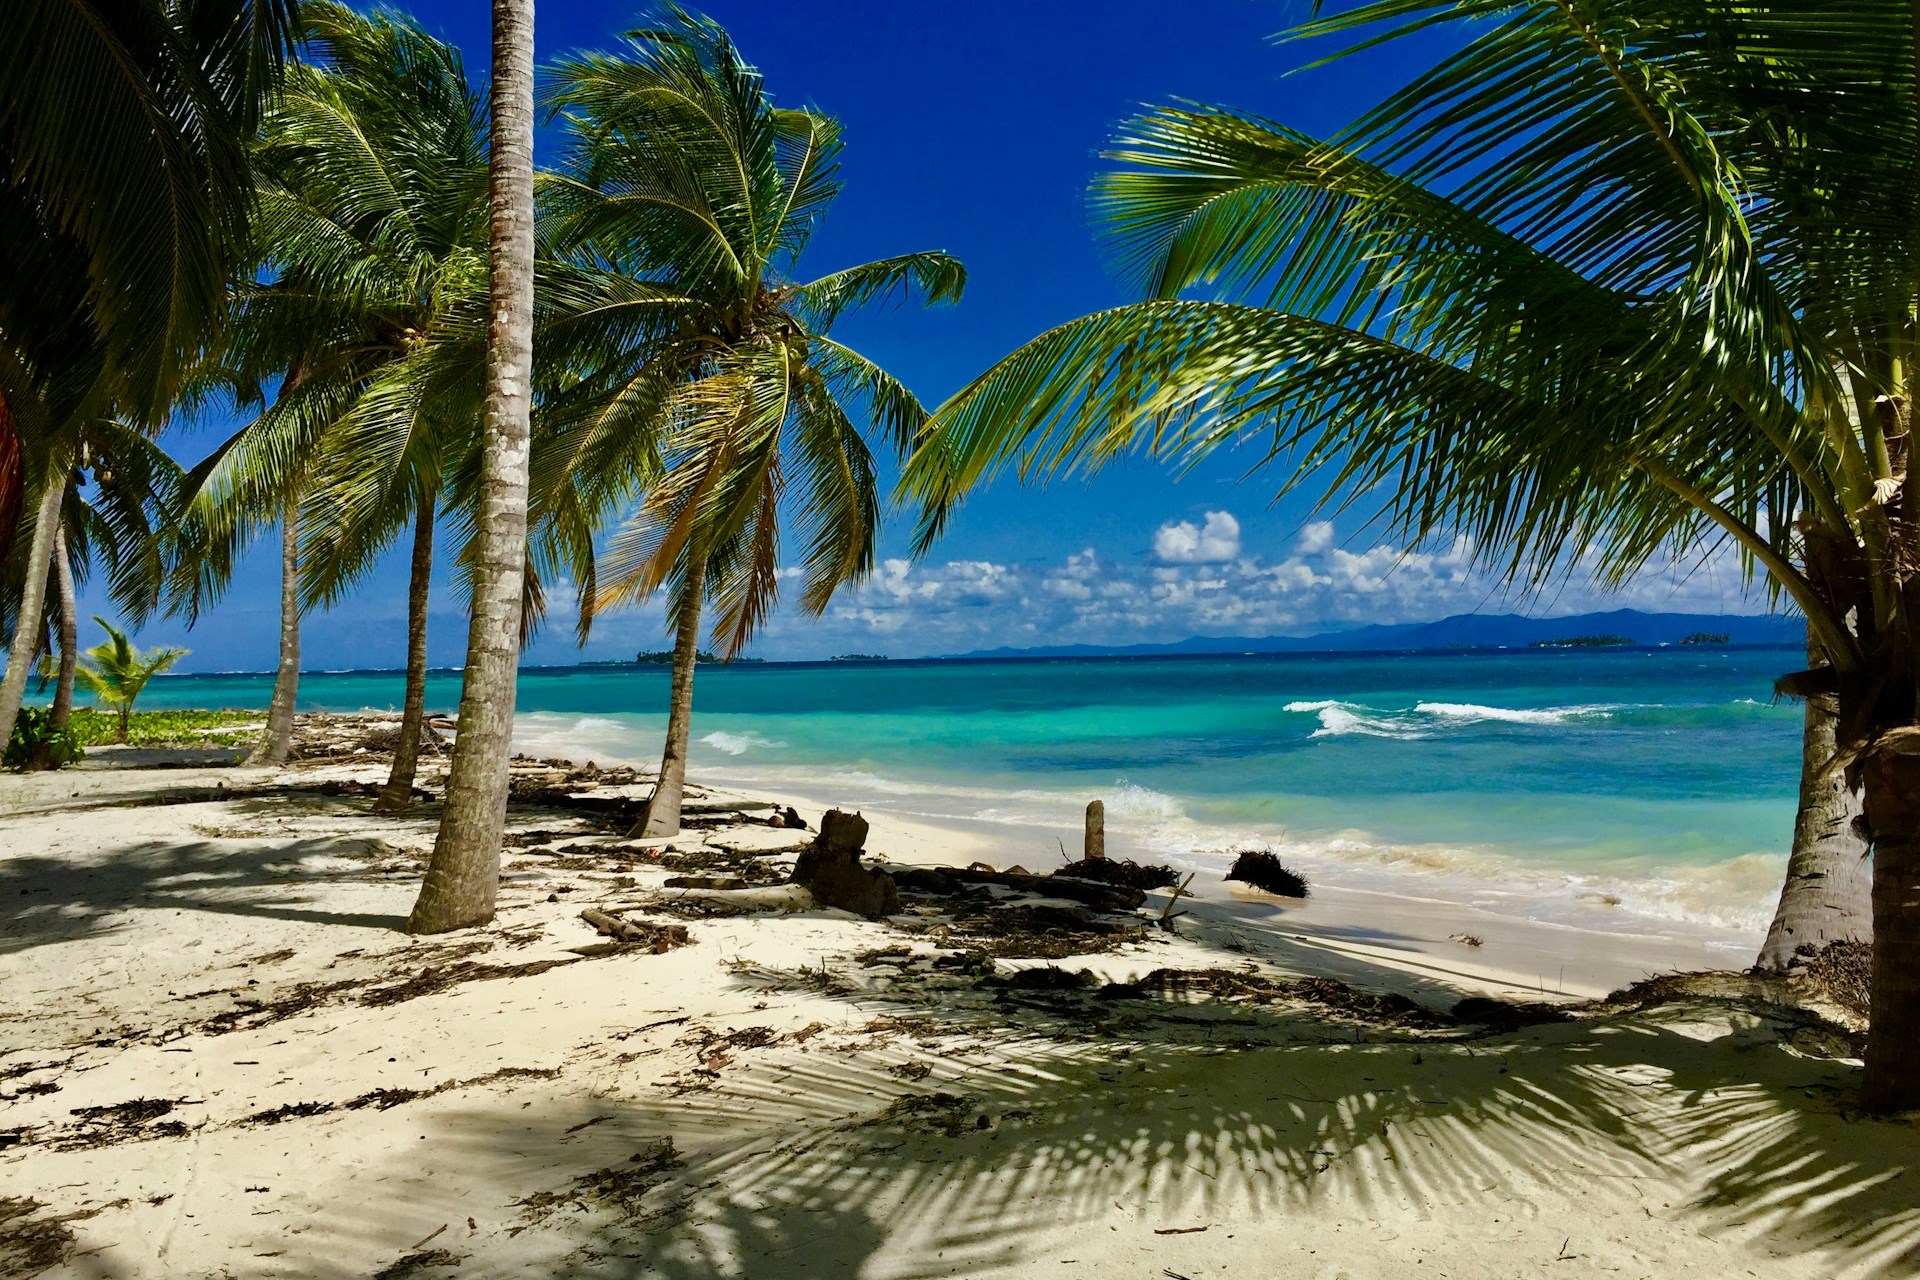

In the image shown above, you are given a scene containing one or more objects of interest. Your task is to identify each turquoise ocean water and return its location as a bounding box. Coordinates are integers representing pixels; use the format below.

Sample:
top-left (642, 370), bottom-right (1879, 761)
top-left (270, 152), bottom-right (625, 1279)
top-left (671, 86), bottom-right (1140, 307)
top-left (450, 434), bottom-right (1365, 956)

top-left (138, 647), bottom-right (1804, 934)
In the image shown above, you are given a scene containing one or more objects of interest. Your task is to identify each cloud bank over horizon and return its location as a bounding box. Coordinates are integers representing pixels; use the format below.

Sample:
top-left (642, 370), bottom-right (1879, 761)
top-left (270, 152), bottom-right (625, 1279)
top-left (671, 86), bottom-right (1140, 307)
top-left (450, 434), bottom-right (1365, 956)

top-left (106, 508), bottom-right (1775, 673)
top-left (512, 509), bottom-right (1773, 664)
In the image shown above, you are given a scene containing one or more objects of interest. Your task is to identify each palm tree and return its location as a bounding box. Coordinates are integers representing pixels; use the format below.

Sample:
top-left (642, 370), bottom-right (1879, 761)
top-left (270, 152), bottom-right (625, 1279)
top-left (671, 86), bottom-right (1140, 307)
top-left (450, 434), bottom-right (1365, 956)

top-left (178, 2), bottom-right (490, 785)
top-left (1759, 635), bottom-right (1871, 970)
top-left (0, 0), bottom-right (296, 752)
top-left (75, 617), bottom-right (187, 743)
top-left (3, 421), bottom-right (183, 747)
top-left (538, 7), bottom-right (964, 837)
top-left (404, 0), bottom-right (539, 935)
top-left (0, 0), bottom-right (295, 418)
top-left (903, 2), bottom-right (1920, 1110)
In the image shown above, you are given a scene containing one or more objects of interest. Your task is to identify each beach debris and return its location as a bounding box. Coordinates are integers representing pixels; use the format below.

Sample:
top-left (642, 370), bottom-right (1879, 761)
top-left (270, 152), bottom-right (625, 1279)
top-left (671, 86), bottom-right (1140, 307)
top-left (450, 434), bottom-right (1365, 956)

top-left (1055, 857), bottom-right (1179, 891)
top-left (1786, 939), bottom-right (1872, 1020)
top-left (888, 866), bottom-right (961, 896)
top-left (360, 956), bottom-right (580, 1005)
top-left (1450, 932), bottom-right (1485, 948)
top-left (789, 810), bottom-right (902, 918)
top-left (0, 1198), bottom-right (81, 1275)
top-left (1158, 872), bottom-right (1197, 929)
top-left (579, 909), bottom-right (694, 953)
top-left (767, 804), bottom-right (808, 829)
top-left (875, 1091), bottom-right (980, 1136)
top-left (239, 1100), bottom-right (331, 1126)
top-left (1102, 967), bottom-right (1452, 1028)
top-left (662, 874), bottom-right (747, 891)
top-left (55, 1098), bottom-right (190, 1150)
top-left (649, 842), bottom-right (792, 886)
top-left (937, 902), bottom-right (1145, 960)
top-left (1085, 798), bottom-right (1105, 860)
top-left (372, 1247), bottom-right (463, 1278)
top-left (1224, 849), bottom-right (1310, 898)
top-left (994, 965), bottom-right (1098, 991)
top-left (895, 863), bottom-right (1146, 912)
top-left (513, 1138), bottom-right (682, 1227)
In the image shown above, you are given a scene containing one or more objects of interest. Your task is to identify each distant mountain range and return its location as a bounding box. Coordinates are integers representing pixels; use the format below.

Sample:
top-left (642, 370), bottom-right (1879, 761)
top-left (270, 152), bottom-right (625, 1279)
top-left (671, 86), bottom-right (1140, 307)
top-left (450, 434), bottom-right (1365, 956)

top-left (949, 609), bottom-right (1804, 659)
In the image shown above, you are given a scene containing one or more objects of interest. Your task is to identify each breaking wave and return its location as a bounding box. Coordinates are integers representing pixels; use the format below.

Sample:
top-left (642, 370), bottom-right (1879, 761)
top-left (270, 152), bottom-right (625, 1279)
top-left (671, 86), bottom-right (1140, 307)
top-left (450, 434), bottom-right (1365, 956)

top-left (699, 730), bottom-right (784, 756)
top-left (1284, 699), bottom-right (1622, 738)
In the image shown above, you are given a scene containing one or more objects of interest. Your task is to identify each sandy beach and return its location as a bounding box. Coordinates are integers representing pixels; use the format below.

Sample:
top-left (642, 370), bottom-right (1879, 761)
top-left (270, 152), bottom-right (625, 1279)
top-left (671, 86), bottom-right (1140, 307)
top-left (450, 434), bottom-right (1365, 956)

top-left (1, 717), bottom-right (1915, 1279)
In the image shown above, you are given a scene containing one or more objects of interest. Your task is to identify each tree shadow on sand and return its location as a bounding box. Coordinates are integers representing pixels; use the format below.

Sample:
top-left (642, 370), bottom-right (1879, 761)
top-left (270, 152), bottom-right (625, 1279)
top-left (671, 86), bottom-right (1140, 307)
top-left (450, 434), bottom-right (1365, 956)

top-left (0, 805), bottom-right (422, 954)
top-left (337, 956), bottom-right (1918, 1280)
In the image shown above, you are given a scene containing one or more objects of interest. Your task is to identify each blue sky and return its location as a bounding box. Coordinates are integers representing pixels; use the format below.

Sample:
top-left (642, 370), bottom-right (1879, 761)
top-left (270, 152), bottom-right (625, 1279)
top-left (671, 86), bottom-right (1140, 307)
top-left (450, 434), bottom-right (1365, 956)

top-left (108, 0), bottom-right (1766, 671)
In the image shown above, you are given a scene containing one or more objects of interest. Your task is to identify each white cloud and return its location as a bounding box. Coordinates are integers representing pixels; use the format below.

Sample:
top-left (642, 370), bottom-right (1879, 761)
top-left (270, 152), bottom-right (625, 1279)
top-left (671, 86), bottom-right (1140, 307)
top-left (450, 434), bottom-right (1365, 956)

top-left (1295, 520), bottom-right (1335, 554)
top-left (1153, 510), bottom-right (1241, 563)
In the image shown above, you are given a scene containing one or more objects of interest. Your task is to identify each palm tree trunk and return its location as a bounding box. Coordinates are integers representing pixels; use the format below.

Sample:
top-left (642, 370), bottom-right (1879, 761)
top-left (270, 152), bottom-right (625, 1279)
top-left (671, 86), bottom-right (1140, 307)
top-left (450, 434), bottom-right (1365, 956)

top-left (376, 495), bottom-right (436, 812)
top-left (50, 521), bottom-right (77, 729)
top-left (1756, 625), bottom-right (1871, 970)
top-left (1859, 745), bottom-right (1920, 1112)
top-left (639, 555), bottom-right (706, 838)
top-left (406, 0), bottom-right (536, 935)
top-left (0, 471), bottom-right (65, 750)
top-left (248, 493), bottom-right (301, 766)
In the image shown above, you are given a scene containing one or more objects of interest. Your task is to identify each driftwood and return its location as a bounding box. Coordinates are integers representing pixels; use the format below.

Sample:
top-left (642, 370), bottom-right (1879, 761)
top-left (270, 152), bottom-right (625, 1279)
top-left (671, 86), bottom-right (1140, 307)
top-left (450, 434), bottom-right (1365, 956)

top-left (579, 909), bottom-right (692, 953)
top-left (663, 875), bottom-right (747, 891)
top-left (887, 864), bottom-right (1145, 912)
top-left (1158, 872), bottom-right (1196, 928)
top-left (953, 866), bottom-right (1144, 911)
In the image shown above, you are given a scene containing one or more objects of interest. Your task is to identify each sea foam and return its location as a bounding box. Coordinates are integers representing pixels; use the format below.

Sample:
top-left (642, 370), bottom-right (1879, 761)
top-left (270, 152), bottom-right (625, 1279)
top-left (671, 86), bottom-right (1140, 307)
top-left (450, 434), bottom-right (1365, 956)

top-left (1283, 698), bottom-right (1620, 738)
top-left (1412, 701), bottom-right (1618, 725)
top-left (1282, 700), bottom-right (1429, 739)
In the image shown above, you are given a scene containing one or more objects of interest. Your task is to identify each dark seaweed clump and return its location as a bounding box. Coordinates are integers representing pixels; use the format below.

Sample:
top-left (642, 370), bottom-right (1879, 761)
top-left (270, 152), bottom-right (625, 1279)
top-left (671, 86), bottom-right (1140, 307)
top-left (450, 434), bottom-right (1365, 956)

top-left (1224, 849), bottom-right (1309, 898)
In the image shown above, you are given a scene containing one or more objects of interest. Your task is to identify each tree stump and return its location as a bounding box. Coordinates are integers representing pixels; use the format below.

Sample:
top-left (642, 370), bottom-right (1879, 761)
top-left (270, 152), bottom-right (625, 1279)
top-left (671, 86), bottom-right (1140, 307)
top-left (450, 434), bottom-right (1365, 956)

top-left (1084, 799), bottom-right (1105, 861)
top-left (789, 809), bottom-right (900, 918)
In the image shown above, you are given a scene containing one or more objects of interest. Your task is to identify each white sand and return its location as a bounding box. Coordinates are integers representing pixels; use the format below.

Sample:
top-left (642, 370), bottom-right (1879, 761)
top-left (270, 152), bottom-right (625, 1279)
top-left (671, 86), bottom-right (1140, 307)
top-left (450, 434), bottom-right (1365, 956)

top-left (1, 747), bottom-right (1915, 1279)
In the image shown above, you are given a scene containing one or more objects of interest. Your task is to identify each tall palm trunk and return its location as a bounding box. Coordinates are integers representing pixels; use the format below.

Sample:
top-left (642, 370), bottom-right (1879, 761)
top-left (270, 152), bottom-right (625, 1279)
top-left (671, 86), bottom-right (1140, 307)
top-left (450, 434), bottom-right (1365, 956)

top-left (639, 554), bottom-right (707, 838)
top-left (1757, 626), bottom-right (1871, 970)
top-left (248, 493), bottom-right (301, 766)
top-left (1859, 746), bottom-right (1920, 1111)
top-left (0, 472), bottom-right (65, 750)
top-left (376, 494), bottom-right (436, 812)
top-left (50, 522), bottom-right (77, 729)
top-left (407, 0), bottom-right (536, 934)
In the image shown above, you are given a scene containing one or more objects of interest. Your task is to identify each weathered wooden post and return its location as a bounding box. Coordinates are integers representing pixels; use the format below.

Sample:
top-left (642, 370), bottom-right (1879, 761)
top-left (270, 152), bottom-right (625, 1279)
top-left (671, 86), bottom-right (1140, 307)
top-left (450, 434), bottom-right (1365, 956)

top-left (1084, 799), bottom-right (1105, 861)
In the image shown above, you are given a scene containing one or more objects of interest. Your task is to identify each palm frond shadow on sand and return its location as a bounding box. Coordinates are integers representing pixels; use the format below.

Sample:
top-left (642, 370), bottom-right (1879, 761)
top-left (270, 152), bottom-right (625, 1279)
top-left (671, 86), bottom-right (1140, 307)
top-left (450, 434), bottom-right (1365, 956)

top-left (0, 791), bottom-right (444, 953)
top-left (398, 966), bottom-right (1918, 1280)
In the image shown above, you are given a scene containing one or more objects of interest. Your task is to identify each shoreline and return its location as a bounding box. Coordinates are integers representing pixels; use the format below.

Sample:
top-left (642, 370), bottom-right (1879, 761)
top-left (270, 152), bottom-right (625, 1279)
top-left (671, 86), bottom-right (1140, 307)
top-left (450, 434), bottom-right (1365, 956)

top-left (508, 725), bottom-right (1767, 1002)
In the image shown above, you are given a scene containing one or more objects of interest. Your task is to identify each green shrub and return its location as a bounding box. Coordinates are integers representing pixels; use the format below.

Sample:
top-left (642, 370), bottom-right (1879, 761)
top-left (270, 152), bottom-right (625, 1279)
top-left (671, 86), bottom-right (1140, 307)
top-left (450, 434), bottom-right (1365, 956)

top-left (4, 707), bottom-right (85, 772)
top-left (66, 708), bottom-right (256, 748)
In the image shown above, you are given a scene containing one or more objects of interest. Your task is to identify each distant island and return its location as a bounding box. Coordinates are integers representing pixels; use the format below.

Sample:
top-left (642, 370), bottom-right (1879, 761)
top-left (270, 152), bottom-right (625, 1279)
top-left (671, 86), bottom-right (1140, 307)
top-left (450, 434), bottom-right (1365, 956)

top-left (949, 608), bottom-right (1803, 660)
top-left (1531, 634), bottom-right (1633, 649)
top-left (830, 653), bottom-right (889, 662)
top-left (636, 649), bottom-right (763, 664)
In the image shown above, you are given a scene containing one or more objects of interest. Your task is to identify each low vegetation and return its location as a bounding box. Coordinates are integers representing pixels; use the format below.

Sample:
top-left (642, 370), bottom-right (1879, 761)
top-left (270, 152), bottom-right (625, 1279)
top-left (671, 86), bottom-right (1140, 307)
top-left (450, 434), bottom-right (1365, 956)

top-left (65, 709), bottom-right (256, 749)
top-left (3, 708), bottom-right (83, 772)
